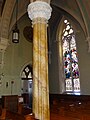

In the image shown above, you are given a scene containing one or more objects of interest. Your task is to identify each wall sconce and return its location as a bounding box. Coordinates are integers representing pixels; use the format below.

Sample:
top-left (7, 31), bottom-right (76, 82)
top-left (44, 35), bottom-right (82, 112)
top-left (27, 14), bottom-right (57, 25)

top-left (12, 0), bottom-right (19, 43)
top-left (11, 80), bottom-right (14, 95)
top-left (6, 82), bottom-right (8, 88)
top-left (0, 81), bottom-right (2, 86)
top-left (11, 80), bottom-right (14, 84)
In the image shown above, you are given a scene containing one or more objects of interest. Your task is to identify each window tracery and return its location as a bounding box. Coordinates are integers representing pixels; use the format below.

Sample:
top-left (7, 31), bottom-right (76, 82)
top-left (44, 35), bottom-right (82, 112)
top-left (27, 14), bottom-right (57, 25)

top-left (21, 65), bottom-right (32, 80)
top-left (62, 19), bottom-right (80, 93)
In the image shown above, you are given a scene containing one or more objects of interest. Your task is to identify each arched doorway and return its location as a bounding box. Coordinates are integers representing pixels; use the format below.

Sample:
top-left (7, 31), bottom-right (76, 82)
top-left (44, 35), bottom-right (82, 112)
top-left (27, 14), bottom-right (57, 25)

top-left (21, 64), bottom-right (33, 108)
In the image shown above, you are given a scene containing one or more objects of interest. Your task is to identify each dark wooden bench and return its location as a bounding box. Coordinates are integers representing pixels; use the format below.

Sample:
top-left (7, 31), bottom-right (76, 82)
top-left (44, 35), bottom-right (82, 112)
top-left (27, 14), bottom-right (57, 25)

top-left (6, 110), bottom-right (34, 120)
top-left (0, 108), bottom-right (34, 120)
top-left (50, 94), bottom-right (90, 120)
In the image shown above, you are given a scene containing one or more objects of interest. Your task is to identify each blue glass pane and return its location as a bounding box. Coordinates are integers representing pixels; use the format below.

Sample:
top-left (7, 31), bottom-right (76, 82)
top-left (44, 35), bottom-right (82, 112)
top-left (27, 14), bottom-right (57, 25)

top-left (64, 51), bottom-right (71, 79)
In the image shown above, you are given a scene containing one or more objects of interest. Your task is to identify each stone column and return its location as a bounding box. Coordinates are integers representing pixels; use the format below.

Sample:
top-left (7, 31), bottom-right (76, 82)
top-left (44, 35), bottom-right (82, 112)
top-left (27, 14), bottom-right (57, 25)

top-left (27, 1), bottom-right (52, 120)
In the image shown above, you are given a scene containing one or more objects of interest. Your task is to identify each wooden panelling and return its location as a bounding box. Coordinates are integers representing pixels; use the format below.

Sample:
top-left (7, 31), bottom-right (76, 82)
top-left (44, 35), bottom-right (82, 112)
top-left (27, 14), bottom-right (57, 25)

top-left (2, 95), bottom-right (18, 112)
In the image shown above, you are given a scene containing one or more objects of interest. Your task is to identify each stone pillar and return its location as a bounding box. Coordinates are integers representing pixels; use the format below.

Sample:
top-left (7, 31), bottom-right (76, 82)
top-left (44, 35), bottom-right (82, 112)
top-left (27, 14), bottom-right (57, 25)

top-left (27, 1), bottom-right (52, 120)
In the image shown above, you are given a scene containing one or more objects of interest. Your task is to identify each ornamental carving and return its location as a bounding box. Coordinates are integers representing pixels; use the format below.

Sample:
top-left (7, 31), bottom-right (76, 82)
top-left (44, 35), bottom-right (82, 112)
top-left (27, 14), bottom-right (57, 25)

top-left (27, 1), bottom-right (52, 20)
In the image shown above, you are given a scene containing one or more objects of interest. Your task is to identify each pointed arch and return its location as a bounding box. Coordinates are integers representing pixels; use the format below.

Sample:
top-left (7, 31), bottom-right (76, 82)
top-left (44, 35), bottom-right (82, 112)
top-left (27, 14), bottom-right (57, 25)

top-left (20, 62), bottom-right (33, 79)
top-left (56, 16), bottom-right (65, 93)
top-left (57, 16), bottom-right (80, 94)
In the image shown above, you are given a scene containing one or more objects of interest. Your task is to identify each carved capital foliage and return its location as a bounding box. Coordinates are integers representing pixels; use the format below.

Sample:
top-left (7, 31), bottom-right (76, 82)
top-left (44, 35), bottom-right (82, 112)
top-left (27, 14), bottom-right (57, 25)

top-left (27, 1), bottom-right (52, 21)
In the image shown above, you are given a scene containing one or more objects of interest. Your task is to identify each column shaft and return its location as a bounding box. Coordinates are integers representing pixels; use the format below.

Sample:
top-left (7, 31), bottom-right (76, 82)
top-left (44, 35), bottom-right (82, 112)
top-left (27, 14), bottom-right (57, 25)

top-left (27, 1), bottom-right (52, 120)
top-left (33, 18), bottom-right (49, 120)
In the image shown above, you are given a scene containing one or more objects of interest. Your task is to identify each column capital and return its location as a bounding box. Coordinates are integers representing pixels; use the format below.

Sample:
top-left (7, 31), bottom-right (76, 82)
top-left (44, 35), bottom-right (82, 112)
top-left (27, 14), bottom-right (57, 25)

top-left (27, 1), bottom-right (52, 21)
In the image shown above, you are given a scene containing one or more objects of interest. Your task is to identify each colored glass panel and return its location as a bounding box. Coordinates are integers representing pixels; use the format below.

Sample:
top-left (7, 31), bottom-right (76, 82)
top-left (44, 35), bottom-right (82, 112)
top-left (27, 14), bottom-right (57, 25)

top-left (62, 19), bottom-right (80, 93)
top-left (66, 79), bottom-right (72, 91)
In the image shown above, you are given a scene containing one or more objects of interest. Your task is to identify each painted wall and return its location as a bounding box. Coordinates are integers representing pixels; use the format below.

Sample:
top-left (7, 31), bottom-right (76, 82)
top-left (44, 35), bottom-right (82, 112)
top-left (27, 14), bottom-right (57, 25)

top-left (49, 11), bottom-right (90, 95)
top-left (0, 14), bottom-right (32, 97)
top-left (76, 25), bottom-right (90, 95)
top-left (0, 3), bottom-right (90, 96)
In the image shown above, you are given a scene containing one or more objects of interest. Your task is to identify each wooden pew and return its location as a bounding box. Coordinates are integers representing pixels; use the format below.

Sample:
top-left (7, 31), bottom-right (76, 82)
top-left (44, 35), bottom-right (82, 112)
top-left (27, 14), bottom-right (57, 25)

top-left (50, 94), bottom-right (90, 120)
top-left (0, 108), bottom-right (34, 120)
top-left (0, 108), bottom-right (6, 120)
top-left (50, 112), bottom-right (80, 120)
top-left (25, 114), bottom-right (35, 120)
top-left (18, 103), bottom-right (32, 115)
top-left (6, 110), bottom-right (34, 120)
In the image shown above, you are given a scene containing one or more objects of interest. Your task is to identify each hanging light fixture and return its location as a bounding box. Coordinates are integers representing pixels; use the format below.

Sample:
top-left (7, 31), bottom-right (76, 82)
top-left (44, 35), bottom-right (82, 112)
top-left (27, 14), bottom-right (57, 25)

top-left (12, 0), bottom-right (19, 43)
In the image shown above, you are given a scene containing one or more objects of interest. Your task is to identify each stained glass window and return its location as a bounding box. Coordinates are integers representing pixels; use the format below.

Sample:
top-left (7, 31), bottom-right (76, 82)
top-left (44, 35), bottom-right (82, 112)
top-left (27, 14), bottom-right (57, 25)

top-left (21, 65), bottom-right (32, 80)
top-left (62, 19), bottom-right (80, 93)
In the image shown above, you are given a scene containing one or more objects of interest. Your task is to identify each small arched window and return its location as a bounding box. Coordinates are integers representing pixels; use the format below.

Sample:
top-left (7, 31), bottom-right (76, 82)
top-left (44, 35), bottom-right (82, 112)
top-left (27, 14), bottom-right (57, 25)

top-left (21, 65), bottom-right (32, 80)
top-left (62, 19), bottom-right (80, 94)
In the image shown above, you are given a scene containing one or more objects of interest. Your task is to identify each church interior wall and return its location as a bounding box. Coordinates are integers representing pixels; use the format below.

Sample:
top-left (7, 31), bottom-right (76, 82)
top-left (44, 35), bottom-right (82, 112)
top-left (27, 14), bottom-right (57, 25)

top-left (0, 13), bottom-right (32, 97)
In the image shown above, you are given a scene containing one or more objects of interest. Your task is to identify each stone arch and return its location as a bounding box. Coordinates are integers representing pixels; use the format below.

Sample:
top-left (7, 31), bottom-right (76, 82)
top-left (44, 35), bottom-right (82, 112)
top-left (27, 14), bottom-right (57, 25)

top-left (1, 0), bottom-right (16, 39)
top-left (0, 0), bottom-right (30, 50)
top-left (51, 3), bottom-right (87, 37)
